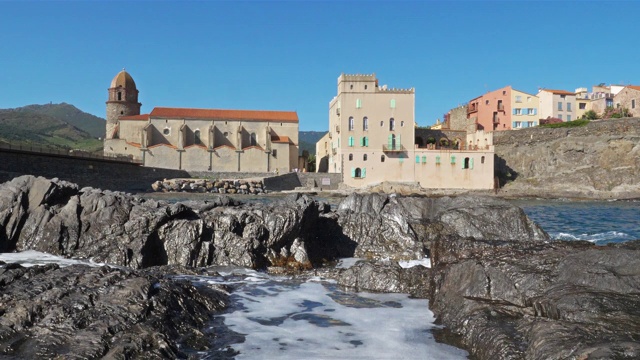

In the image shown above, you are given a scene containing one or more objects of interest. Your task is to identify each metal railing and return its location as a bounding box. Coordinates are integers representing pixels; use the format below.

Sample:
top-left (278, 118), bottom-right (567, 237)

top-left (0, 141), bottom-right (142, 164)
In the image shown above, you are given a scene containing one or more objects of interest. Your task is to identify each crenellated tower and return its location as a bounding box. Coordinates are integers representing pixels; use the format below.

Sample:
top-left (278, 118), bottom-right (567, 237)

top-left (105, 69), bottom-right (141, 139)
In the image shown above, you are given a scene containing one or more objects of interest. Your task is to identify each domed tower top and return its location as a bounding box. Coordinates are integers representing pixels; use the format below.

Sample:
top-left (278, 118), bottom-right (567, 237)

top-left (110, 69), bottom-right (138, 90)
top-left (106, 69), bottom-right (142, 138)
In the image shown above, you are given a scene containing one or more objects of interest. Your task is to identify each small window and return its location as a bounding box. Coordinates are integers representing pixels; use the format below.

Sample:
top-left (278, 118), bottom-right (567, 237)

top-left (349, 153), bottom-right (353, 161)
top-left (350, 84), bottom-right (353, 90)
top-left (527, 96), bottom-right (531, 102)
top-left (558, 114), bottom-right (563, 120)
top-left (380, 121), bottom-right (384, 127)
top-left (450, 155), bottom-right (456, 164)
top-left (356, 99), bottom-right (362, 109)
top-left (364, 85), bottom-right (368, 90)
top-left (558, 102), bottom-right (563, 111)
top-left (485, 100), bottom-right (489, 105)
top-left (502, 90), bottom-right (506, 95)
top-left (349, 117), bottom-right (354, 131)
top-left (481, 156), bottom-right (485, 164)
top-left (390, 99), bottom-right (396, 109)
top-left (435, 155), bottom-right (441, 165)
top-left (515, 95), bottom-right (522, 103)
top-left (567, 103), bottom-right (572, 112)
top-left (272, 149), bottom-right (277, 157)
top-left (194, 130), bottom-right (201, 144)
top-left (363, 154), bottom-right (367, 161)
top-left (463, 157), bottom-right (470, 169)
top-left (250, 132), bottom-right (257, 146)
top-left (117, 92), bottom-right (122, 101)
top-left (389, 118), bottom-right (395, 131)
top-left (120, 111), bottom-right (124, 115)
top-left (363, 117), bottom-right (368, 131)
top-left (381, 155), bottom-right (385, 162)
top-left (567, 115), bottom-right (572, 121)
top-left (224, 132), bottom-right (229, 137)
top-left (401, 121), bottom-right (404, 127)
top-left (163, 128), bottom-right (170, 135)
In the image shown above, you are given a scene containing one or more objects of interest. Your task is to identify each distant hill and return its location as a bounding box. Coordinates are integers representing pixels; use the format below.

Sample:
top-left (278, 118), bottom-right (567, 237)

top-left (299, 131), bottom-right (327, 156)
top-left (21, 103), bottom-right (106, 138)
top-left (0, 104), bottom-right (103, 152)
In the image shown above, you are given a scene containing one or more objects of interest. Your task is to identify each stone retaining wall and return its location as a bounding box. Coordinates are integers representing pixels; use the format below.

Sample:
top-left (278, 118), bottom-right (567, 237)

top-left (151, 178), bottom-right (265, 194)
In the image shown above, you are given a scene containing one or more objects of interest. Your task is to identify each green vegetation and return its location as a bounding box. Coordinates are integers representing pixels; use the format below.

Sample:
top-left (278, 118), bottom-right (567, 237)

top-left (298, 131), bottom-right (327, 155)
top-left (0, 104), bottom-right (104, 153)
top-left (582, 110), bottom-right (598, 120)
top-left (602, 106), bottom-right (630, 119)
top-left (539, 119), bottom-right (590, 128)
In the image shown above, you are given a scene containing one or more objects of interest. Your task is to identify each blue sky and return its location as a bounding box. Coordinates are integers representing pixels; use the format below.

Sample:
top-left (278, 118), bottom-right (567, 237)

top-left (1, 1), bottom-right (638, 131)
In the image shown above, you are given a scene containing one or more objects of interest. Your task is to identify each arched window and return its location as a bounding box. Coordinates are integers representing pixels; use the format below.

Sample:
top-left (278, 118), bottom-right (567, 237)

top-left (389, 118), bottom-right (395, 131)
top-left (349, 153), bottom-right (353, 161)
top-left (355, 167), bottom-right (362, 178)
top-left (463, 157), bottom-right (470, 169)
top-left (194, 130), bottom-right (201, 144)
top-left (363, 154), bottom-right (367, 161)
top-left (250, 132), bottom-right (257, 146)
top-left (380, 120), bottom-right (384, 127)
top-left (363, 117), bottom-right (368, 131)
top-left (349, 117), bottom-right (354, 131)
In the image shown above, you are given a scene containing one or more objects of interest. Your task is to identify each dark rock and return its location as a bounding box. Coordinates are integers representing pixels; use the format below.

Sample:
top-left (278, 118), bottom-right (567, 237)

top-left (0, 263), bottom-right (228, 359)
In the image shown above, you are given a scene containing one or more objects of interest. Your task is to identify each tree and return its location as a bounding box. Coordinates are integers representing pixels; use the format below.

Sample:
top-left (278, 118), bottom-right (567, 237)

top-left (583, 110), bottom-right (598, 120)
top-left (602, 106), bottom-right (630, 119)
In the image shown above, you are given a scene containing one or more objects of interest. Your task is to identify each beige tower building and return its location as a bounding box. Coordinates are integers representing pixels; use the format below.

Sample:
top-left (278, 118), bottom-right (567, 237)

top-left (318, 73), bottom-right (495, 190)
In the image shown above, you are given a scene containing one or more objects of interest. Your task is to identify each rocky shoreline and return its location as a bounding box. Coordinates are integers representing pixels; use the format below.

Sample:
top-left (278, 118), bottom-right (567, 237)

top-left (151, 178), bottom-right (266, 195)
top-left (1, 175), bottom-right (639, 359)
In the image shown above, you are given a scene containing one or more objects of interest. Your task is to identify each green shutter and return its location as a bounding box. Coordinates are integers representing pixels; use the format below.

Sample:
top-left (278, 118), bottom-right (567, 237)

top-left (470, 158), bottom-right (474, 169)
top-left (415, 155), bottom-right (420, 163)
top-left (451, 156), bottom-right (456, 164)
top-left (356, 99), bottom-right (361, 108)
top-left (362, 168), bottom-right (366, 178)
top-left (388, 134), bottom-right (393, 149)
top-left (422, 155), bottom-right (426, 164)
top-left (349, 136), bottom-right (354, 147)
top-left (360, 137), bottom-right (364, 146)
top-left (390, 99), bottom-right (396, 108)
top-left (436, 155), bottom-right (440, 164)
top-left (397, 135), bottom-right (401, 150)
top-left (461, 158), bottom-right (465, 169)
top-left (364, 136), bottom-right (369, 147)
top-left (351, 167), bottom-right (355, 178)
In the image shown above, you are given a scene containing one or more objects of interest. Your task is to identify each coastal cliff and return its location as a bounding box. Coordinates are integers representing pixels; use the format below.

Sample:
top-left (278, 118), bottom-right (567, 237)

top-left (494, 118), bottom-right (640, 199)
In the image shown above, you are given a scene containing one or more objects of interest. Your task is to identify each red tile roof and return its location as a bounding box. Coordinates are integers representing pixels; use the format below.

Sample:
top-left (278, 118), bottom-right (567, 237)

top-left (271, 135), bottom-right (291, 143)
top-left (150, 107), bottom-right (298, 122)
top-left (625, 85), bottom-right (640, 92)
top-left (540, 89), bottom-right (575, 95)
top-left (119, 114), bottom-right (149, 121)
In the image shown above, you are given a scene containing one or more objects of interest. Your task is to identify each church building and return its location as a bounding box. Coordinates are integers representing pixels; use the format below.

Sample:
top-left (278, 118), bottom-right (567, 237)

top-left (104, 70), bottom-right (299, 172)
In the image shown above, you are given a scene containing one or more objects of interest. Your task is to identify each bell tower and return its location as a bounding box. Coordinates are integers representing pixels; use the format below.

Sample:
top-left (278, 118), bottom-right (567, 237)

top-left (106, 69), bottom-right (141, 139)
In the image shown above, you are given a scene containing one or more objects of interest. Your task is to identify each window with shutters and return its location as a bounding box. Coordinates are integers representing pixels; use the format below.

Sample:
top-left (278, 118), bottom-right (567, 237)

top-left (390, 99), bottom-right (396, 108)
top-left (450, 156), bottom-right (456, 164)
top-left (415, 155), bottom-right (420, 163)
top-left (421, 155), bottom-right (426, 164)
top-left (435, 155), bottom-right (441, 165)
top-left (356, 99), bottom-right (362, 109)
top-left (348, 136), bottom-right (354, 147)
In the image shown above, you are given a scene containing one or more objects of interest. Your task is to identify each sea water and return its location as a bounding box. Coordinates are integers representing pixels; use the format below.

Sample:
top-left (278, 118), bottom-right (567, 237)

top-left (509, 199), bottom-right (640, 244)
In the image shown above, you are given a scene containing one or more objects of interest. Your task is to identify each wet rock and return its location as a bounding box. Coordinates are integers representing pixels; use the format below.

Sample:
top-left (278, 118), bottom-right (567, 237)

top-left (0, 263), bottom-right (228, 359)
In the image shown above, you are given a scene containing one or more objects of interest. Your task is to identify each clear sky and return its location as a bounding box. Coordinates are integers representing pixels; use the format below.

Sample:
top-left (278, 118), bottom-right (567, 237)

top-left (1, 1), bottom-right (638, 131)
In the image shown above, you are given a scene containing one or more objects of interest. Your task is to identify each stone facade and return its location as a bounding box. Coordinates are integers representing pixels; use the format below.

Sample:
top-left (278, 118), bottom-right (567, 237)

top-left (614, 86), bottom-right (640, 117)
top-left (318, 73), bottom-right (495, 190)
top-left (103, 71), bottom-right (299, 173)
top-left (444, 105), bottom-right (470, 132)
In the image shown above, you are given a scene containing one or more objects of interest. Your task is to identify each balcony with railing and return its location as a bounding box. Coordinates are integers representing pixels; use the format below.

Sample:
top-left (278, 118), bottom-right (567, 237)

top-left (382, 144), bottom-right (406, 152)
top-left (467, 102), bottom-right (479, 115)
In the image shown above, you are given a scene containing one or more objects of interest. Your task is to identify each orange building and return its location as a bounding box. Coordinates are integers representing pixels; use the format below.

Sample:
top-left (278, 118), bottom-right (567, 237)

top-left (467, 86), bottom-right (539, 131)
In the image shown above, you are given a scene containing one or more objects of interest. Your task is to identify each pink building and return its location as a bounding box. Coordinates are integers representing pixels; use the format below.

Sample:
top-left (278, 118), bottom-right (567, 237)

top-left (467, 86), bottom-right (539, 131)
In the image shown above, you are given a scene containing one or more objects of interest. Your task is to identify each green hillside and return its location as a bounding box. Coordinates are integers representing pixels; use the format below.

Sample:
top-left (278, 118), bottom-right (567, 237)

top-left (0, 106), bottom-right (103, 152)
top-left (21, 103), bottom-right (106, 138)
top-left (298, 131), bottom-right (327, 155)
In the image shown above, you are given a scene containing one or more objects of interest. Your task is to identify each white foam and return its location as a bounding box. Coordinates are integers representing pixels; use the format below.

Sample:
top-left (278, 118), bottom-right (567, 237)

top-left (551, 231), bottom-right (631, 243)
top-left (0, 250), bottom-right (106, 268)
top-left (399, 257), bottom-right (431, 269)
top-left (219, 278), bottom-right (468, 359)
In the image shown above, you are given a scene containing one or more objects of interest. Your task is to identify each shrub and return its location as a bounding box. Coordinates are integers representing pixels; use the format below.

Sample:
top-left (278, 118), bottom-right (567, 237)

top-left (539, 119), bottom-right (590, 128)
